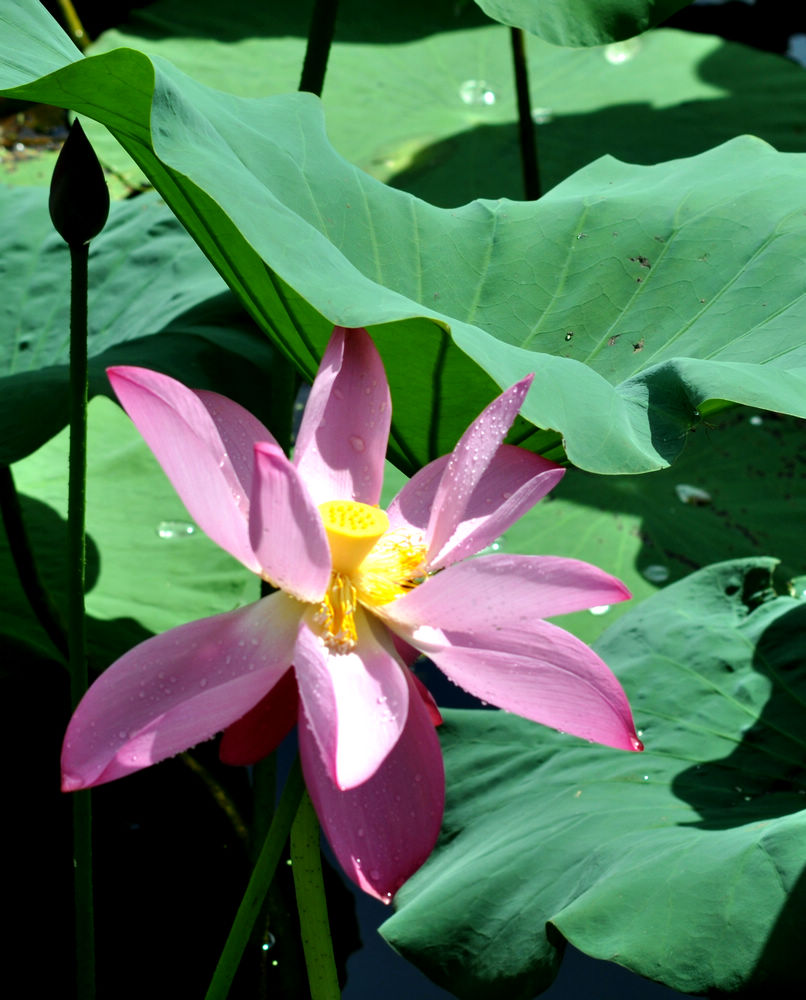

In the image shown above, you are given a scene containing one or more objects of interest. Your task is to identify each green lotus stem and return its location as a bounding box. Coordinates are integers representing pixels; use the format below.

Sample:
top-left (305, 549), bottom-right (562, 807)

top-left (510, 27), bottom-right (541, 199)
top-left (51, 118), bottom-right (109, 1000)
top-left (205, 756), bottom-right (305, 1000)
top-left (68, 238), bottom-right (95, 1000)
top-left (67, 241), bottom-right (89, 711)
top-left (56, 0), bottom-right (90, 51)
top-left (290, 790), bottom-right (340, 999)
top-left (0, 464), bottom-right (68, 660)
top-left (299, 0), bottom-right (340, 97)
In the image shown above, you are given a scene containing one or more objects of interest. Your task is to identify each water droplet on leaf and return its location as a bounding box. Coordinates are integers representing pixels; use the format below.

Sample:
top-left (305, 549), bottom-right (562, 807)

top-left (674, 483), bottom-right (712, 506)
top-left (157, 520), bottom-right (196, 539)
top-left (458, 79), bottom-right (497, 106)
top-left (603, 38), bottom-right (642, 64)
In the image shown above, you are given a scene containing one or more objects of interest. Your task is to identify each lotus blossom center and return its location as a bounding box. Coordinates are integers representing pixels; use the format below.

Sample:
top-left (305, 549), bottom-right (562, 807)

top-left (314, 500), bottom-right (427, 652)
top-left (319, 500), bottom-right (390, 574)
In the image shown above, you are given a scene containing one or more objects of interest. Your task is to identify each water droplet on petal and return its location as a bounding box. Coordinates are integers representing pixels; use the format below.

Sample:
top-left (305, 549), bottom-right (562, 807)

top-left (349, 435), bottom-right (365, 453)
top-left (458, 79), bottom-right (497, 106)
top-left (630, 734), bottom-right (645, 751)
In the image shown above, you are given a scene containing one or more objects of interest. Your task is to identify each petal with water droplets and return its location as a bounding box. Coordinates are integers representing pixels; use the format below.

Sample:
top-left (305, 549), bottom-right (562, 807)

top-left (61, 593), bottom-right (300, 790)
top-left (294, 327), bottom-right (390, 505)
top-left (300, 668), bottom-right (444, 901)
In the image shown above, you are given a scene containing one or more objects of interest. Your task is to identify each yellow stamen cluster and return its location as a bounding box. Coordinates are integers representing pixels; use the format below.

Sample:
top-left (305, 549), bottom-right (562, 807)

top-left (312, 574), bottom-right (359, 654)
top-left (313, 500), bottom-right (427, 652)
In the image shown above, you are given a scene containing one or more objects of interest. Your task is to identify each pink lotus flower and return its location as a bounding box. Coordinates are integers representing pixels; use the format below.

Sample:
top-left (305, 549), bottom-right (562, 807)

top-left (61, 326), bottom-right (641, 901)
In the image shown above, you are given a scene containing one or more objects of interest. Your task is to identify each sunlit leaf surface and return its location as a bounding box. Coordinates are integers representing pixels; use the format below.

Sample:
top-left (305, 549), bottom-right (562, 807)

top-left (383, 559), bottom-right (806, 997)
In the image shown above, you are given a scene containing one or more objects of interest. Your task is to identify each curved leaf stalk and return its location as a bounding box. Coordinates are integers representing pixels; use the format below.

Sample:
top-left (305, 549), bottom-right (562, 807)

top-left (299, 0), bottom-right (340, 97)
top-left (0, 464), bottom-right (68, 660)
top-left (205, 756), bottom-right (305, 1000)
top-left (290, 791), bottom-right (340, 1000)
top-left (510, 27), bottom-right (540, 199)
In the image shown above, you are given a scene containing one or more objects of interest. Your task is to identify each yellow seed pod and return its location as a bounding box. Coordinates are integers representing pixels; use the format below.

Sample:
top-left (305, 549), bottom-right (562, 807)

top-left (319, 500), bottom-right (389, 574)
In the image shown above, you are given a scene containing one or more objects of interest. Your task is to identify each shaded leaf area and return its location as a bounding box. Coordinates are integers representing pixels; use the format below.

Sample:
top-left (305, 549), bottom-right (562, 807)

top-left (85, 3), bottom-right (806, 205)
top-left (7, 641), bottom-right (358, 1000)
top-left (4, 2), bottom-right (806, 474)
top-left (0, 186), bottom-right (279, 463)
top-left (501, 405), bottom-right (806, 644)
top-left (3, 398), bottom-right (255, 669)
top-left (472, 0), bottom-right (692, 46)
top-left (389, 29), bottom-right (806, 203)
top-left (382, 559), bottom-right (806, 998)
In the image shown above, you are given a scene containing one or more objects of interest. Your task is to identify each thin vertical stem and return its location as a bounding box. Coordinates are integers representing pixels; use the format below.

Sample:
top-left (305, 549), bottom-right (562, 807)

top-left (290, 792), bottom-right (340, 1000)
top-left (68, 241), bottom-right (89, 710)
top-left (510, 27), bottom-right (541, 199)
top-left (68, 239), bottom-right (95, 1000)
top-left (298, 0), bottom-right (340, 97)
top-left (205, 756), bottom-right (305, 1000)
top-left (55, 0), bottom-right (90, 50)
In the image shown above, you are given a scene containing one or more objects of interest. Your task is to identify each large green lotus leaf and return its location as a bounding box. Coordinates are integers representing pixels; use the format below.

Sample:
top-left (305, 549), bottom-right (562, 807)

top-left (84, 2), bottom-right (806, 205)
top-left (472, 0), bottom-right (692, 46)
top-left (4, 396), bottom-right (255, 668)
top-left (382, 558), bottom-right (806, 997)
top-left (502, 406), bottom-right (806, 645)
top-left (4, 1), bottom-right (806, 473)
top-left (0, 184), bottom-right (277, 464)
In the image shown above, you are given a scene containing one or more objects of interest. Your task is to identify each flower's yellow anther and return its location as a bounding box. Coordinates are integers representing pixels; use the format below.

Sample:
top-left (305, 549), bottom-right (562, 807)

top-left (319, 500), bottom-right (389, 575)
top-left (355, 530), bottom-right (428, 606)
top-left (313, 573), bottom-right (359, 653)
top-left (313, 503), bottom-right (427, 652)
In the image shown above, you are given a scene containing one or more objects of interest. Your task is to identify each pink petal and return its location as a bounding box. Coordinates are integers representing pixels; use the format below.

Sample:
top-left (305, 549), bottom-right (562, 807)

top-left (386, 454), bottom-right (449, 534)
top-left (108, 366), bottom-right (276, 573)
top-left (293, 610), bottom-right (409, 790)
top-left (383, 554), bottom-right (631, 628)
top-left (219, 668), bottom-right (299, 766)
top-left (300, 669), bottom-right (444, 902)
top-left (426, 377), bottom-right (534, 567)
top-left (405, 620), bottom-right (640, 751)
top-left (293, 327), bottom-right (391, 505)
top-left (250, 442), bottom-right (331, 602)
top-left (389, 445), bottom-right (564, 569)
top-left (61, 594), bottom-right (302, 790)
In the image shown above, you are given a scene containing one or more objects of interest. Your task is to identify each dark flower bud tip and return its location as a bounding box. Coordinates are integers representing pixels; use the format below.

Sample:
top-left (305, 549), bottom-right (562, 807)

top-left (49, 119), bottom-right (110, 246)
